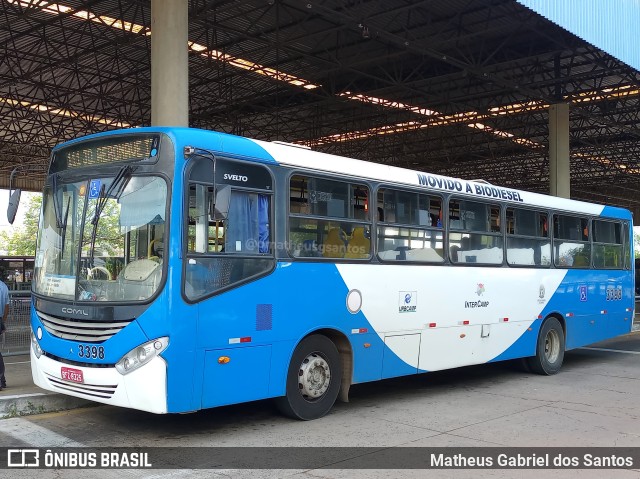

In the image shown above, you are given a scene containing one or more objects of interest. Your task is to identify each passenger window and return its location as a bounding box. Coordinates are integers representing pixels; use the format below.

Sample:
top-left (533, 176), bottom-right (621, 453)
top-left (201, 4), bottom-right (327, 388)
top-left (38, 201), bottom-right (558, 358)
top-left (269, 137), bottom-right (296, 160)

top-left (593, 220), bottom-right (623, 269)
top-left (505, 208), bottom-right (551, 267)
top-left (376, 189), bottom-right (443, 263)
top-left (289, 175), bottom-right (371, 259)
top-left (184, 159), bottom-right (274, 301)
top-left (553, 215), bottom-right (590, 268)
top-left (448, 199), bottom-right (502, 265)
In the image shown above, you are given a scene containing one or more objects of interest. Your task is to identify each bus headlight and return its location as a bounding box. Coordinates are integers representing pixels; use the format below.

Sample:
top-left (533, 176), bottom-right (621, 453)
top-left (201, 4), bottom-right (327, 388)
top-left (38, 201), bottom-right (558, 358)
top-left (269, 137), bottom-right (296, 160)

top-left (115, 337), bottom-right (169, 375)
top-left (31, 332), bottom-right (43, 359)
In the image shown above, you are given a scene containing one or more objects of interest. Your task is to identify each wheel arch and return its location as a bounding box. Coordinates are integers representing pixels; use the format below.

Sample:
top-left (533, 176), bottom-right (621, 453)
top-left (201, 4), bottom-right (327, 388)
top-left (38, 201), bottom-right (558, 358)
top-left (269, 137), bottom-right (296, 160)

top-left (543, 312), bottom-right (566, 339)
top-left (526, 313), bottom-right (566, 375)
top-left (300, 328), bottom-right (353, 403)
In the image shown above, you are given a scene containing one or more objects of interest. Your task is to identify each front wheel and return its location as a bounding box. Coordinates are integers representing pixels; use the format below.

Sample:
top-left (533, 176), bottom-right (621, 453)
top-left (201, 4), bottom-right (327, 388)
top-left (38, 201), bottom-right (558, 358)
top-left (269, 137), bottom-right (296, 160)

top-left (526, 317), bottom-right (565, 375)
top-left (275, 334), bottom-right (342, 420)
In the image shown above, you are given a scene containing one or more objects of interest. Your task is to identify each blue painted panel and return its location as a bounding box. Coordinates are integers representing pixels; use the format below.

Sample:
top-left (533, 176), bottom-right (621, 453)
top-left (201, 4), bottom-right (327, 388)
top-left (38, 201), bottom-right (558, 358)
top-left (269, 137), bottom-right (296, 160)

top-left (351, 332), bottom-right (384, 383)
top-left (202, 346), bottom-right (272, 408)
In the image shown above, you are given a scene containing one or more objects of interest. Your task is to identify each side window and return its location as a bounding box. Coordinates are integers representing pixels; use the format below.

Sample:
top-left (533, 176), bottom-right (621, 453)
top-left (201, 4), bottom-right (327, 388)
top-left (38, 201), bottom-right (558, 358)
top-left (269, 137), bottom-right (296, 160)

top-left (289, 175), bottom-right (371, 259)
top-left (623, 222), bottom-right (631, 270)
top-left (593, 220), bottom-right (623, 269)
top-left (187, 183), bottom-right (223, 254)
top-left (376, 188), bottom-right (444, 263)
top-left (184, 159), bottom-right (274, 301)
top-left (505, 208), bottom-right (550, 267)
top-left (448, 199), bottom-right (503, 265)
top-left (553, 214), bottom-right (590, 268)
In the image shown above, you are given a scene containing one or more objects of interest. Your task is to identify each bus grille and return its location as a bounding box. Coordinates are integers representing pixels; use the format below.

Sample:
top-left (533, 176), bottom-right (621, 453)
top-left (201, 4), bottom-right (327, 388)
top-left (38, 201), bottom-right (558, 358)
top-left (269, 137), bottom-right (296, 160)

top-left (45, 373), bottom-right (117, 399)
top-left (37, 312), bottom-right (133, 343)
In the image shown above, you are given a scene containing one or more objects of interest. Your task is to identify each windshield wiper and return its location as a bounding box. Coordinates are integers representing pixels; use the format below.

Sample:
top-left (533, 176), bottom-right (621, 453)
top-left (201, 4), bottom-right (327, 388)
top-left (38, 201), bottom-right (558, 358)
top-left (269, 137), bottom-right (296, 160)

top-left (50, 174), bottom-right (71, 257)
top-left (87, 165), bottom-right (135, 268)
top-left (60, 198), bottom-right (70, 258)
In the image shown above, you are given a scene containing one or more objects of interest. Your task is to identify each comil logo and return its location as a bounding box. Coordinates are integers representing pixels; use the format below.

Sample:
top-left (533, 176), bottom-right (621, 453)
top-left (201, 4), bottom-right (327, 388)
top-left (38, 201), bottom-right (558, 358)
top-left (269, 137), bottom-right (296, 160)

top-left (8, 449), bottom-right (40, 467)
top-left (61, 307), bottom-right (89, 316)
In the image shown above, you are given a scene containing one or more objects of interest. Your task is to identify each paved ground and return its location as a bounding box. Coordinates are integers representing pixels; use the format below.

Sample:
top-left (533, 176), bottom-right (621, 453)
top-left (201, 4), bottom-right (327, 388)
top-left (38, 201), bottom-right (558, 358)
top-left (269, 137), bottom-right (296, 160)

top-left (1, 328), bottom-right (640, 478)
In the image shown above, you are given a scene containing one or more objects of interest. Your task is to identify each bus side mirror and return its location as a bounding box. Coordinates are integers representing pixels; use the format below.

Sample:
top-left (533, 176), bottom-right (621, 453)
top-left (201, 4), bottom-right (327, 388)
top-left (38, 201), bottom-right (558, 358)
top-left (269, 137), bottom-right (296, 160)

top-left (210, 185), bottom-right (231, 220)
top-left (7, 188), bottom-right (21, 225)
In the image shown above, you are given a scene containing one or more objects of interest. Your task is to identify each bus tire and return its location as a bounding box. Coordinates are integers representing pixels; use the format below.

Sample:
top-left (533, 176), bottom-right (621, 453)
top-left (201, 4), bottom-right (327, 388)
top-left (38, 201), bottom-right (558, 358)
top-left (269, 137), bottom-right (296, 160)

top-left (526, 317), bottom-right (565, 375)
top-left (275, 334), bottom-right (342, 420)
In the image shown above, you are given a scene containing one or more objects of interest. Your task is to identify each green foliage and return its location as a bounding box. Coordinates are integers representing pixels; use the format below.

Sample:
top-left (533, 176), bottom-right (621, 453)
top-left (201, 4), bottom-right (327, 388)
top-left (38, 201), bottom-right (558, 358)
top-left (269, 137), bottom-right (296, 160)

top-left (0, 194), bottom-right (42, 255)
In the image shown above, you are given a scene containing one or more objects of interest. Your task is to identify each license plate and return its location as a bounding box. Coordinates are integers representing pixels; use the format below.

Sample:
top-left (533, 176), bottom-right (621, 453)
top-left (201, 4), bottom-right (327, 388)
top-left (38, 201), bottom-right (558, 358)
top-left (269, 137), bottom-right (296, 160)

top-left (61, 367), bottom-right (84, 384)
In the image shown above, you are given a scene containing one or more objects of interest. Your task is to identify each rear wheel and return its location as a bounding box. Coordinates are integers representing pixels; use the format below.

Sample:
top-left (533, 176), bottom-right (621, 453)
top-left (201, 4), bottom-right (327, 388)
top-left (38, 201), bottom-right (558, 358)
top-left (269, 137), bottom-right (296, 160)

top-left (275, 334), bottom-right (342, 420)
top-left (526, 317), bottom-right (565, 375)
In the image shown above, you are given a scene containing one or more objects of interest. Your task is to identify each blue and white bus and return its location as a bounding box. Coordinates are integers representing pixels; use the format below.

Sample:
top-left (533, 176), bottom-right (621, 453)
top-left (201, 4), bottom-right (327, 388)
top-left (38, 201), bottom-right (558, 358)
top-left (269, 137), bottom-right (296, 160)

top-left (27, 127), bottom-right (634, 419)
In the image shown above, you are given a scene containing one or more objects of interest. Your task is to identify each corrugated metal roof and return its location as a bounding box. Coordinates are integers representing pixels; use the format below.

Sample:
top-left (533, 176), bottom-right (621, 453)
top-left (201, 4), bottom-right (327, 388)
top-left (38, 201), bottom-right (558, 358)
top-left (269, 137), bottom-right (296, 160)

top-left (517, 0), bottom-right (640, 70)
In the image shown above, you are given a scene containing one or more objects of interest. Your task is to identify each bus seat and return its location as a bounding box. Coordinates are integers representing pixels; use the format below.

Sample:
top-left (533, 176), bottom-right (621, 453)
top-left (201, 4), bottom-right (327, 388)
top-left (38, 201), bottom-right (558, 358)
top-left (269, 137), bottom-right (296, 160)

top-left (323, 227), bottom-right (346, 258)
top-left (345, 227), bottom-right (370, 259)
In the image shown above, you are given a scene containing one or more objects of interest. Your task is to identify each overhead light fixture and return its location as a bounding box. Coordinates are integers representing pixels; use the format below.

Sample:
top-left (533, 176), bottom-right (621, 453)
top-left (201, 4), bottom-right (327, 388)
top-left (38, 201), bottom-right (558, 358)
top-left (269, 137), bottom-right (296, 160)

top-left (0, 96), bottom-right (130, 127)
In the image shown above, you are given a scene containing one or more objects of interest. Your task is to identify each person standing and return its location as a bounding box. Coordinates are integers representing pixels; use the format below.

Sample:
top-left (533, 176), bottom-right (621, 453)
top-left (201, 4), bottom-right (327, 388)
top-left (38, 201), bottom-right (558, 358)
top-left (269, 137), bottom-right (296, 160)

top-left (0, 279), bottom-right (9, 391)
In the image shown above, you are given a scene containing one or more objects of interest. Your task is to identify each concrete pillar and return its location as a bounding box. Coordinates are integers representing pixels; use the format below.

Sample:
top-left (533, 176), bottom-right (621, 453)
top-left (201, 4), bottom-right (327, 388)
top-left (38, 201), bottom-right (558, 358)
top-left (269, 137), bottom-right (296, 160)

top-left (549, 103), bottom-right (570, 198)
top-left (151, 0), bottom-right (189, 126)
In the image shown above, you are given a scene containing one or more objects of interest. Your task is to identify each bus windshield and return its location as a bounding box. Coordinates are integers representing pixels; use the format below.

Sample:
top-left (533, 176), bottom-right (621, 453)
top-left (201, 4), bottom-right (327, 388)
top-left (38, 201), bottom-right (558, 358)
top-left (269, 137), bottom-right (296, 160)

top-left (33, 174), bottom-right (168, 302)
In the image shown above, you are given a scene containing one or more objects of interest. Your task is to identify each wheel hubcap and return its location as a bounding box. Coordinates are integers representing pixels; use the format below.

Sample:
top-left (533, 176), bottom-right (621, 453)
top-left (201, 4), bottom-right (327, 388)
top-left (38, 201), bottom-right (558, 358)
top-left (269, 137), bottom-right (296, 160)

top-left (544, 329), bottom-right (561, 363)
top-left (298, 352), bottom-right (331, 401)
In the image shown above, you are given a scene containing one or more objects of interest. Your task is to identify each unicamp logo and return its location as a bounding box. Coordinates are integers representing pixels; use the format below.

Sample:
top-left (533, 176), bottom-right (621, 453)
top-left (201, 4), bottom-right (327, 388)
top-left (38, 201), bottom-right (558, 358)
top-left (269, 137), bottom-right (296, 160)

top-left (399, 291), bottom-right (417, 313)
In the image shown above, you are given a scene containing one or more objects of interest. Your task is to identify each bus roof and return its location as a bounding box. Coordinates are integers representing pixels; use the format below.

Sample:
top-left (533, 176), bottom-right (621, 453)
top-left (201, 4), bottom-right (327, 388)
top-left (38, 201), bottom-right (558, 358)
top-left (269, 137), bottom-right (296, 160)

top-left (53, 127), bottom-right (632, 220)
top-left (253, 138), bottom-right (631, 220)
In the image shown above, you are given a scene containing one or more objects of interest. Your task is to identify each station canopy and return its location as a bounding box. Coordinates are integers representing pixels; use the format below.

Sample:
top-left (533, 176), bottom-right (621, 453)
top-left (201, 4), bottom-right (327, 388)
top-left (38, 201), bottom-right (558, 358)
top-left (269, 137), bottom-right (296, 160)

top-left (1, 0), bottom-right (640, 216)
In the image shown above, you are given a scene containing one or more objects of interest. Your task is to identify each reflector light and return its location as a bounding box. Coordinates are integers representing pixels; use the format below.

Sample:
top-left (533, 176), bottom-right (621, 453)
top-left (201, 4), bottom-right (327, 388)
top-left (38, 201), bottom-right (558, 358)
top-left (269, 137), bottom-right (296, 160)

top-left (429, 323), bottom-right (436, 328)
top-left (218, 356), bottom-right (230, 364)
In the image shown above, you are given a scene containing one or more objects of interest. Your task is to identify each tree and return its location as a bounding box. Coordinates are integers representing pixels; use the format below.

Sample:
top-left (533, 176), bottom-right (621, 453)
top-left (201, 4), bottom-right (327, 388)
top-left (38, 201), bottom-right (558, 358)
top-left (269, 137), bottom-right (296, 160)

top-left (0, 194), bottom-right (42, 255)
